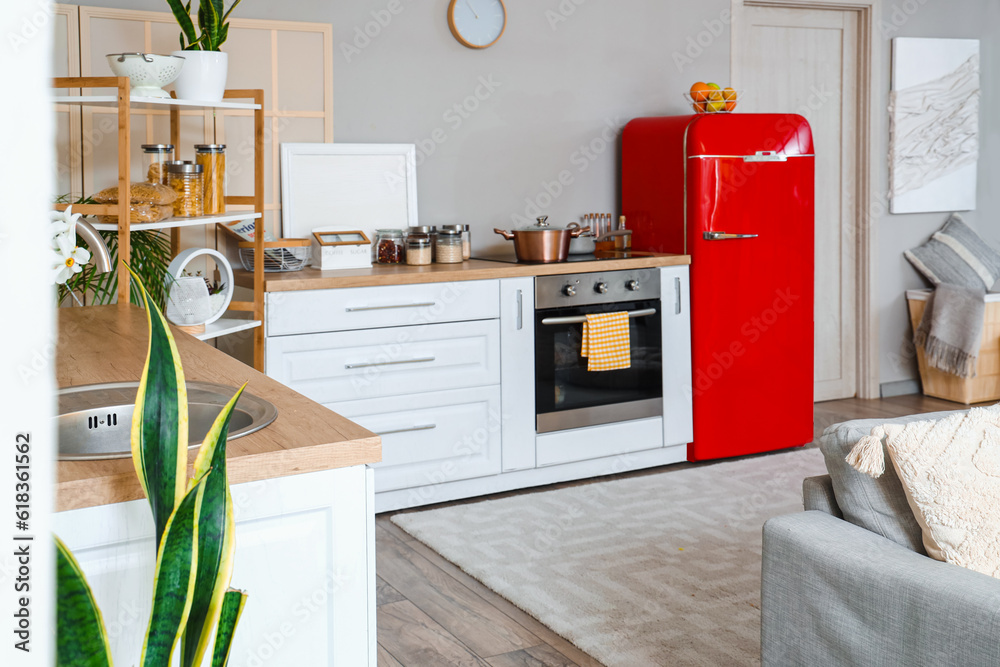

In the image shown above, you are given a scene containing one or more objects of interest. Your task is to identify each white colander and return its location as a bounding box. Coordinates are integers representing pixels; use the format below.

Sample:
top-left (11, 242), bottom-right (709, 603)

top-left (106, 53), bottom-right (186, 99)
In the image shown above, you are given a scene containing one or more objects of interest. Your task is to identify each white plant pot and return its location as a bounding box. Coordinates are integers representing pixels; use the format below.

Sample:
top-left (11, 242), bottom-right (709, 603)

top-left (171, 50), bottom-right (228, 102)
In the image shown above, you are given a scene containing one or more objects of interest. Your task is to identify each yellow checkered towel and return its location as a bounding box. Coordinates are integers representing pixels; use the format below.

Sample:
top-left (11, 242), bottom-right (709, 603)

top-left (581, 312), bottom-right (631, 371)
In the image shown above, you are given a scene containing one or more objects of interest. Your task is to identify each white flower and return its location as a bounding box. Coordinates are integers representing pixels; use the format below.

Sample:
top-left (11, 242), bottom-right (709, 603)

top-left (51, 206), bottom-right (91, 285)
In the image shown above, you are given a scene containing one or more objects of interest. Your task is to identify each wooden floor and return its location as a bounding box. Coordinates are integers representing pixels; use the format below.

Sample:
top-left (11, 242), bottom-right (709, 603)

top-left (375, 394), bottom-right (970, 667)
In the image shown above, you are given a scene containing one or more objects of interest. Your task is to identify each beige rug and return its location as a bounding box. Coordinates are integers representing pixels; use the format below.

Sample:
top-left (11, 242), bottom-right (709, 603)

top-left (391, 448), bottom-right (827, 667)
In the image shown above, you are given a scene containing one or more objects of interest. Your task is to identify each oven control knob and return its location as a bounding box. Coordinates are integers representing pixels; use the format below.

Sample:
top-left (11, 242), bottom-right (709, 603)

top-left (562, 284), bottom-right (577, 297)
top-left (625, 280), bottom-right (640, 291)
top-left (595, 282), bottom-right (609, 294)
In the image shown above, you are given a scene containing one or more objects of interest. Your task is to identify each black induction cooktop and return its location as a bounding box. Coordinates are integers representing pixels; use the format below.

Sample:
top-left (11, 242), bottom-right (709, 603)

top-left (472, 250), bottom-right (641, 264)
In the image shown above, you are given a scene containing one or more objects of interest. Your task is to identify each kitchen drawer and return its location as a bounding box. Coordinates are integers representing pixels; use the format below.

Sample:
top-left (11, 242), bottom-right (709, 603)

top-left (266, 280), bottom-right (500, 336)
top-left (535, 417), bottom-right (664, 467)
top-left (266, 320), bottom-right (500, 403)
top-left (329, 386), bottom-right (502, 493)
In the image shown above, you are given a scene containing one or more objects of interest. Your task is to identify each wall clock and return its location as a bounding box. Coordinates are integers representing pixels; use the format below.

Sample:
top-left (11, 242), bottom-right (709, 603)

top-left (448, 0), bottom-right (506, 50)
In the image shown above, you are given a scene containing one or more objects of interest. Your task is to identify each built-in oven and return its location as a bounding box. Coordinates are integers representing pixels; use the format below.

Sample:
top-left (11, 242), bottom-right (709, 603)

top-left (534, 271), bottom-right (663, 433)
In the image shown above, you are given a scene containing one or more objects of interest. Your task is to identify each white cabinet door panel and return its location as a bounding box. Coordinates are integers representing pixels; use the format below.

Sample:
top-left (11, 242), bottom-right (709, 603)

top-left (266, 280), bottom-right (500, 336)
top-left (330, 386), bottom-right (502, 493)
top-left (660, 266), bottom-right (694, 447)
top-left (53, 466), bottom-right (375, 666)
top-left (267, 320), bottom-right (500, 403)
top-left (499, 277), bottom-right (536, 472)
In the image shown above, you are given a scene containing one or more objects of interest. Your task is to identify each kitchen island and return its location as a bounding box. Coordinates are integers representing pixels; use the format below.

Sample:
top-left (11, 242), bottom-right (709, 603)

top-left (54, 305), bottom-right (381, 665)
top-left (251, 252), bottom-right (693, 513)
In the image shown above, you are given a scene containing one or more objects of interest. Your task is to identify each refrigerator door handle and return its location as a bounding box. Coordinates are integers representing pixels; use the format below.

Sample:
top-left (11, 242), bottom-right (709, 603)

top-left (743, 150), bottom-right (788, 162)
top-left (703, 231), bottom-right (759, 240)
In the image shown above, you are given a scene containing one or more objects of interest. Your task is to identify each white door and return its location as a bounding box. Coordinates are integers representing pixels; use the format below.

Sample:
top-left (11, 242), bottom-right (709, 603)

top-left (734, 5), bottom-right (860, 401)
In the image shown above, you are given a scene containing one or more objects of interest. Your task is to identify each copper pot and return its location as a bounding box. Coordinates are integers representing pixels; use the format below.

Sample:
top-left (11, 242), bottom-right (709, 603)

top-left (494, 216), bottom-right (589, 263)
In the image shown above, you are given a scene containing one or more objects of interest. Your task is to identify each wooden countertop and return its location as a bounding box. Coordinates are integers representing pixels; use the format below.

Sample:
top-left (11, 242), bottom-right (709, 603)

top-left (56, 305), bottom-right (381, 512)
top-left (237, 252), bottom-right (691, 292)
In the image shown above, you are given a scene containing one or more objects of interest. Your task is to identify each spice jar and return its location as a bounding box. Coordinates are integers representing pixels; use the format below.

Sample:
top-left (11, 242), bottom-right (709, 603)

top-left (142, 144), bottom-right (174, 185)
top-left (195, 144), bottom-right (226, 215)
top-left (441, 224), bottom-right (471, 260)
top-left (167, 161), bottom-right (204, 218)
top-left (406, 237), bottom-right (432, 266)
top-left (435, 228), bottom-right (464, 264)
top-left (375, 229), bottom-right (404, 264)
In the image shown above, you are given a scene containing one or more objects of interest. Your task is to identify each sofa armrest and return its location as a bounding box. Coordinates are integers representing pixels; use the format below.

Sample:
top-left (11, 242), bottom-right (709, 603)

top-left (802, 475), bottom-right (842, 518)
top-left (762, 511), bottom-right (1000, 667)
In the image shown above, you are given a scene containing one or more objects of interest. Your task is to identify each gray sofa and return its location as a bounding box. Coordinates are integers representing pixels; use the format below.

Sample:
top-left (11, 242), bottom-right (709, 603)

top-left (761, 411), bottom-right (1000, 666)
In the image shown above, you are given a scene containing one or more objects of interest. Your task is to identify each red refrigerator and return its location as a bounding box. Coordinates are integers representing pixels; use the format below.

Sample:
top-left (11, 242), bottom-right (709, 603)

top-left (622, 113), bottom-right (814, 461)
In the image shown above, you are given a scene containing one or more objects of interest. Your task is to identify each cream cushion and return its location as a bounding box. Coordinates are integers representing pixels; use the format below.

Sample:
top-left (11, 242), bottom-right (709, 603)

top-left (848, 404), bottom-right (1000, 577)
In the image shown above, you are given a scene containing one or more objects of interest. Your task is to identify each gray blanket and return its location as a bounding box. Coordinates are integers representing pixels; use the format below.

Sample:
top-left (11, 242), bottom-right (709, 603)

top-left (914, 283), bottom-right (986, 378)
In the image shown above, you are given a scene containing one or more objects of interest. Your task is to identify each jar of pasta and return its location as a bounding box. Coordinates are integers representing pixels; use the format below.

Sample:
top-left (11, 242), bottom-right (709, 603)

top-left (441, 224), bottom-right (471, 260)
top-left (194, 144), bottom-right (226, 215)
top-left (406, 237), bottom-right (432, 266)
top-left (167, 161), bottom-right (204, 218)
top-left (142, 144), bottom-right (174, 185)
top-left (435, 228), bottom-right (463, 264)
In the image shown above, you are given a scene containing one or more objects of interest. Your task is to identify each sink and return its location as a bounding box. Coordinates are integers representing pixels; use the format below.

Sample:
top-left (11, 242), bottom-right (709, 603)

top-left (58, 381), bottom-right (278, 461)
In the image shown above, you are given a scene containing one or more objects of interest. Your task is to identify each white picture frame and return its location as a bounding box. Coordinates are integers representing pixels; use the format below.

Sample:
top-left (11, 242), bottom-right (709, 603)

top-left (889, 38), bottom-right (980, 214)
top-left (280, 143), bottom-right (418, 241)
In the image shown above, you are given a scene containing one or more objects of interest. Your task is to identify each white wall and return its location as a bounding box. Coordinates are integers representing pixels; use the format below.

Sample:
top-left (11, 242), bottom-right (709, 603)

top-left (71, 0), bottom-right (999, 388)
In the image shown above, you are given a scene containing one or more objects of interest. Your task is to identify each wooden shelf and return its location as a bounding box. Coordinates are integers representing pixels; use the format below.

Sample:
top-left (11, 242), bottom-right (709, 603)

top-left (90, 212), bottom-right (262, 232)
top-left (52, 95), bottom-right (261, 111)
top-left (194, 318), bottom-right (262, 341)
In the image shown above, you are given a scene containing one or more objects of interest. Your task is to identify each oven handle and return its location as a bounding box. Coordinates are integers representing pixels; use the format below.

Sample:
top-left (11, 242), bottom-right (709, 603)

top-left (540, 308), bottom-right (657, 326)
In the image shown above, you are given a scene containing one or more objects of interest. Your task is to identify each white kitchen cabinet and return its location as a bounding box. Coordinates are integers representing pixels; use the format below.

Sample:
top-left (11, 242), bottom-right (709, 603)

top-left (53, 466), bottom-right (376, 667)
top-left (660, 265), bottom-right (694, 448)
top-left (499, 277), bottom-right (536, 472)
top-left (266, 280), bottom-right (499, 336)
top-left (330, 386), bottom-right (502, 494)
top-left (266, 319), bottom-right (500, 403)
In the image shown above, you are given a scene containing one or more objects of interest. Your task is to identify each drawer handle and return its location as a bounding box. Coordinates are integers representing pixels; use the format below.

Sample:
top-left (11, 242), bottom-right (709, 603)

top-left (375, 424), bottom-right (437, 436)
top-left (345, 302), bottom-right (436, 313)
top-left (345, 356), bottom-right (436, 370)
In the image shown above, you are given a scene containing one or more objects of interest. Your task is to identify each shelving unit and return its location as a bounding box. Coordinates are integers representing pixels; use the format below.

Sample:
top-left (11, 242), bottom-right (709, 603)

top-left (52, 76), bottom-right (267, 370)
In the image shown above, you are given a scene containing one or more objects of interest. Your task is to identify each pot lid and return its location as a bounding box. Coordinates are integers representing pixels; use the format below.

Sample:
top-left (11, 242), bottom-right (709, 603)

top-left (512, 216), bottom-right (580, 233)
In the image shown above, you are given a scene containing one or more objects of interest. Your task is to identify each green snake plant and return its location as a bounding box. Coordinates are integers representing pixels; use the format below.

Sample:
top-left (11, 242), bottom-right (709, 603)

top-left (55, 266), bottom-right (248, 667)
top-left (166, 0), bottom-right (243, 51)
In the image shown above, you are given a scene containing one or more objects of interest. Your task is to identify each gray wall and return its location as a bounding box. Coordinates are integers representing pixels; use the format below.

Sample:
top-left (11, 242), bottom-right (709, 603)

top-left (874, 1), bottom-right (999, 386)
top-left (73, 0), bottom-right (999, 388)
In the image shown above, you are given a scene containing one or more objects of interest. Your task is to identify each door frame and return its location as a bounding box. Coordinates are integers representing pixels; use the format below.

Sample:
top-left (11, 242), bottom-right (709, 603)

top-left (731, 0), bottom-right (882, 399)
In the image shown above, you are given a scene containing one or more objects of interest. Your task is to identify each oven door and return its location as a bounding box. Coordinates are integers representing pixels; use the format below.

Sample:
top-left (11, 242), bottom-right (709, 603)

top-left (535, 298), bottom-right (663, 433)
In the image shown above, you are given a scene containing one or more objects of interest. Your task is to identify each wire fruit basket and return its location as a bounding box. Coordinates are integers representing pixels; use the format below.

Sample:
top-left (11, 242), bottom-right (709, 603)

top-left (683, 88), bottom-right (741, 114)
top-left (238, 238), bottom-right (311, 272)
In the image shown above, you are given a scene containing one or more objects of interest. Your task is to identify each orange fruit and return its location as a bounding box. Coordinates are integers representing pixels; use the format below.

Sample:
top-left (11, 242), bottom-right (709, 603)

top-left (690, 82), bottom-right (711, 102)
top-left (723, 88), bottom-right (738, 111)
top-left (692, 101), bottom-right (707, 114)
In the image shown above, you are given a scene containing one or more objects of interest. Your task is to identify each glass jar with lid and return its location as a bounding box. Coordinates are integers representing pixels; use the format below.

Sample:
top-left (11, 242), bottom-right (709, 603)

top-left (441, 224), bottom-right (471, 260)
top-left (405, 237), bottom-right (432, 266)
top-left (194, 144), bottom-right (226, 215)
top-left (167, 161), bottom-right (204, 218)
top-left (142, 144), bottom-right (174, 185)
top-left (375, 229), bottom-right (405, 264)
top-left (435, 228), bottom-right (464, 264)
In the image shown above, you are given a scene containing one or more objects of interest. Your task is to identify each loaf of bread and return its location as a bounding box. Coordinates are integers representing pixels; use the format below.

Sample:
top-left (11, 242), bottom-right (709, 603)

top-left (97, 204), bottom-right (174, 225)
top-left (93, 182), bottom-right (177, 206)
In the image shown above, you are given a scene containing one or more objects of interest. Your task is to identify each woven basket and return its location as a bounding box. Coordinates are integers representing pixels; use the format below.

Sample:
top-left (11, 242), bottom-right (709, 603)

top-left (907, 289), bottom-right (1000, 405)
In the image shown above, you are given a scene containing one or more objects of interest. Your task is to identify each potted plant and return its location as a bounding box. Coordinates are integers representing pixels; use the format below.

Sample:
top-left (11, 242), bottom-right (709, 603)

top-left (167, 0), bottom-right (243, 102)
top-left (56, 267), bottom-right (248, 666)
